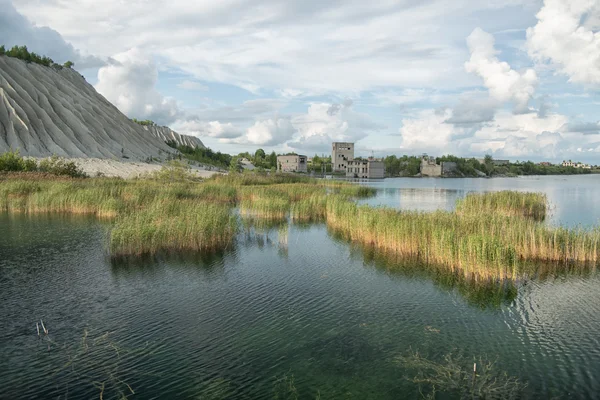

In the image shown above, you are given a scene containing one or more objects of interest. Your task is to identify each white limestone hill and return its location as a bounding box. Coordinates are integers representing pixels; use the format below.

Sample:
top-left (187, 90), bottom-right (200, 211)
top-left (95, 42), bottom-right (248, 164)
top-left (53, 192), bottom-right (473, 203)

top-left (143, 125), bottom-right (205, 149)
top-left (0, 55), bottom-right (178, 160)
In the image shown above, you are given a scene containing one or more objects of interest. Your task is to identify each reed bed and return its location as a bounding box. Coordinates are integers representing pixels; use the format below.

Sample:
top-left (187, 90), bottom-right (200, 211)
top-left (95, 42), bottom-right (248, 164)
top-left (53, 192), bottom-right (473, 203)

top-left (326, 195), bottom-right (600, 281)
top-left (456, 191), bottom-right (547, 221)
top-left (110, 199), bottom-right (237, 257)
top-left (8, 172), bottom-right (592, 283)
top-left (0, 173), bottom-right (374, 257)
top-left (290, 193), bottom-right (328, 222)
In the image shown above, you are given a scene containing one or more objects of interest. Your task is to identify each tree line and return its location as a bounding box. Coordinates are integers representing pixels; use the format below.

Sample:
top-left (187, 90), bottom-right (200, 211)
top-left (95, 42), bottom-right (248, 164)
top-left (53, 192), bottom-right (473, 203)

top-left (0, 45), bottom-right (74, 69)
top-left (383, 154), bottom-right (594, 177)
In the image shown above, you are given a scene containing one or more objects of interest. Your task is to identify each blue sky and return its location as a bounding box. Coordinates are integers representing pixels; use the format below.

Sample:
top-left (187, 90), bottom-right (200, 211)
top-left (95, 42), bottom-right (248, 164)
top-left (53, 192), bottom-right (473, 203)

top-left (2, 0), bottom-right (600, 162)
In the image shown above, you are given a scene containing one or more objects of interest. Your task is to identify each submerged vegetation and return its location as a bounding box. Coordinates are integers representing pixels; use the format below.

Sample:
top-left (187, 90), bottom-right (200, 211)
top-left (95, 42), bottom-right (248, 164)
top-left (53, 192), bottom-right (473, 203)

top-left (1, 161), bottom-right (599, 282)
top-left (397, 350), bottom-right (527, 399)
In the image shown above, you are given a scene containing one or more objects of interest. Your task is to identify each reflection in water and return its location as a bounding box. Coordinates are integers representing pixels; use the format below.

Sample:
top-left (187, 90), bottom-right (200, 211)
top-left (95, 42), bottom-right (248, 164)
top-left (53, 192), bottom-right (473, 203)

top-left (371, 187), bottom-right (460, 212)
top-left (110, 249), bottom-right (231, 280)
top-left (363, 175), bottom-right (600, 227)
top-left (334, 231), bottom-right (519, 309)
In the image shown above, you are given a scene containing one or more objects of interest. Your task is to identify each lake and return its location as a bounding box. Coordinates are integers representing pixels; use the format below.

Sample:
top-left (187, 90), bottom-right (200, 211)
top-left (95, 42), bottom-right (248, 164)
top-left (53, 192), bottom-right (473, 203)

top-left (1, 175), bottom-right (600, 399)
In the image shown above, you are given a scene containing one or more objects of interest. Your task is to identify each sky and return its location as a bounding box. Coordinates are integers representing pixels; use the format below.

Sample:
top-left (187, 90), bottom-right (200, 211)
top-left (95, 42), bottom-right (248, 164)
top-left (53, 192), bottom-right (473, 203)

top-left (2, 0), bottom-right (600, 162)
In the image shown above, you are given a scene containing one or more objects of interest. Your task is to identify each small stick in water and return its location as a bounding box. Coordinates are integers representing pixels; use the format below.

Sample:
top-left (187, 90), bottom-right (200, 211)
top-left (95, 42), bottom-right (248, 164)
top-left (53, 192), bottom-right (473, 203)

top-left (40, 320), bottom-right (48, 335)
top-left (36, 323), bottom-right (40, 336)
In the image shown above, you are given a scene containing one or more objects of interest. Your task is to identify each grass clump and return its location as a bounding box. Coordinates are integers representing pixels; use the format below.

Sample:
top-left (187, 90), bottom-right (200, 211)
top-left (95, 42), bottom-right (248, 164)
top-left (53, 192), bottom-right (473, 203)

top-left (291, 193), bottom-right (328, 223)
top-left (110, 200), bottom-right (237, 257)
top-left (456, 191), bottom-right (547, 221)
top-left (239, 187), bottom-right (291, 221)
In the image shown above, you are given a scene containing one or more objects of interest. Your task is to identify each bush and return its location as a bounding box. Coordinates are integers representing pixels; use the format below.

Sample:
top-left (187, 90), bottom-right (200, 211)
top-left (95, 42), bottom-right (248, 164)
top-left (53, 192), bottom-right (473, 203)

top-left (0, 150), bottom-right (27, 171)
top-left (1, 151), bottom-right (86, 177)
top-left (37, 155), bottom-right (87, 178)
top-left (152, 160), bottom-right (196, 182)
top-left (132, 119), bottom-right (156, 126)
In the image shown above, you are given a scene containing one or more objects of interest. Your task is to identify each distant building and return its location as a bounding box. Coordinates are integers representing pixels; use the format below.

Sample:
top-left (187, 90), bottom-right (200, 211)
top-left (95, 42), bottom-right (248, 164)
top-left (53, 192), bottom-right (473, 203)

top-left (539, 162), bottom-right (552, 166)
top-left (277, 154), bottom-right (308, 173)
top-left (332, 142), bottom-right (355, 172)
top-left (420, 155), bottom-right (458, 177)
top-left (346, 158), bottom-right (385, 179)
top-left (420, 155), bottom-right (442, 177)
top-left (562, 160), bottom-right (591, 169)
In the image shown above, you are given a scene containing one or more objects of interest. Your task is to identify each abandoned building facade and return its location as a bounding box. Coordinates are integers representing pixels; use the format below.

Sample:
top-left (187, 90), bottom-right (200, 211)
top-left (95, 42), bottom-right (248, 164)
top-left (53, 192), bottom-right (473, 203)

top-left (332, 142), bottom-right (355, 172)
top-left (346, 159), bottom-right (385, 179)
top-left (277, 154), bottom-right (308, 173)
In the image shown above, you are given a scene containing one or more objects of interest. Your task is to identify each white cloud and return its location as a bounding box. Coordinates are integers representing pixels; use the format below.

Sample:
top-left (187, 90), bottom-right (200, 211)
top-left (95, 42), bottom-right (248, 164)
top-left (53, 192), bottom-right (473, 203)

top-left (527, 0), bottom-right (600, 86)
top-left (177, 80), bottom-right (208, 91)
top-left (243, 119), bottom-right (296, 146)
top-left (14, 0), bottom-right (540, 94)
top-left (465, 27), bottom-right (538, 113)
top-left (95, 48), bottom-right (180, 125)
top-left (399, 109), bottom-right (462, 152)
top-left (473, 111), bottom-right (570, 158)
top-left (218, 100), bottom-right (384, 151)
top-left (0, 0), bottom-right (103, 68)
top-left (397, 107), bottom-right (600, 160)
top-left (175, 120), bottom-right (243, 139)
top-left (288, 101), bottom-right (384, 152)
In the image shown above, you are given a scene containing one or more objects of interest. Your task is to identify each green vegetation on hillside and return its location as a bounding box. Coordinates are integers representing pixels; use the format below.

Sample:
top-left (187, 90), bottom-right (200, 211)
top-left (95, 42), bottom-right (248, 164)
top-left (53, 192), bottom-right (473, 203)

top-left (131, 119), bottom-right (156, 126)
top-left (0, 150), bottom-right (86, 178)
top-left (170, 143), bottom-right (232, 170)
top-left (0, 45), bottom-right (74, 69)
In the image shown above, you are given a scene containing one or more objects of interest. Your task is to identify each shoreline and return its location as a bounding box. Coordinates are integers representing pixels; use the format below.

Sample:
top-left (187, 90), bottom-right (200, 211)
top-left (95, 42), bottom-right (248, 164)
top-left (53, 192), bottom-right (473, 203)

top-left (40, 157), bottom-right (225, 179)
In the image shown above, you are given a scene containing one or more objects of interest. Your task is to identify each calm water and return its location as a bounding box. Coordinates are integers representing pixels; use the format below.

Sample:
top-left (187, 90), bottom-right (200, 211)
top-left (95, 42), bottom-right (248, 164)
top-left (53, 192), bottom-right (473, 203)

top-left (361, 175), bottom-right (600, 227)
top-left (1, 176), bottom-right (600, 399)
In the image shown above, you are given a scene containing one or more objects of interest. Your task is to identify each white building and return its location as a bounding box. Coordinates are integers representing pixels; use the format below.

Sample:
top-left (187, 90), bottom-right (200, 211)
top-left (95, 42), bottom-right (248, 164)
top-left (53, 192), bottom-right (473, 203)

top-left (332, 142), bottom-right (355, 173)
top-left (277, 154), bottom-right (308, 173)
top-left (346, 159), bottom-right (385, 179)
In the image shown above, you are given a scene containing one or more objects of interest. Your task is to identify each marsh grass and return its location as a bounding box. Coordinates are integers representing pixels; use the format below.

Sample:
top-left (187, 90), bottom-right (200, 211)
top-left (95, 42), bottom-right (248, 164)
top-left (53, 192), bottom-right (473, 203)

top-left (110, 200), bottom-right (237, 257)
top-left (3, 172), bottom-right (595, 281)
top-left (456, 191), bottom-right (547, 221)
top-left (326, 195), bottom-right (600, 281)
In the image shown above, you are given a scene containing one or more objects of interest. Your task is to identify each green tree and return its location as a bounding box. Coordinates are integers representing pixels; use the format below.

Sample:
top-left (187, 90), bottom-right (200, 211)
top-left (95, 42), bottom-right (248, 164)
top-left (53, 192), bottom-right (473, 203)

top-left (63, 61), bottom-right (74, 68)
top-left (0, 45), bottom-right (5, 56)
top-left (483, 154), bottom-right (494, 176)
top-left (267, 151), bottom-right (277, 169)
top-left (254, 148), bottom-right (266, 161)
top-left (229, 156), bottom-right (243, 174)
